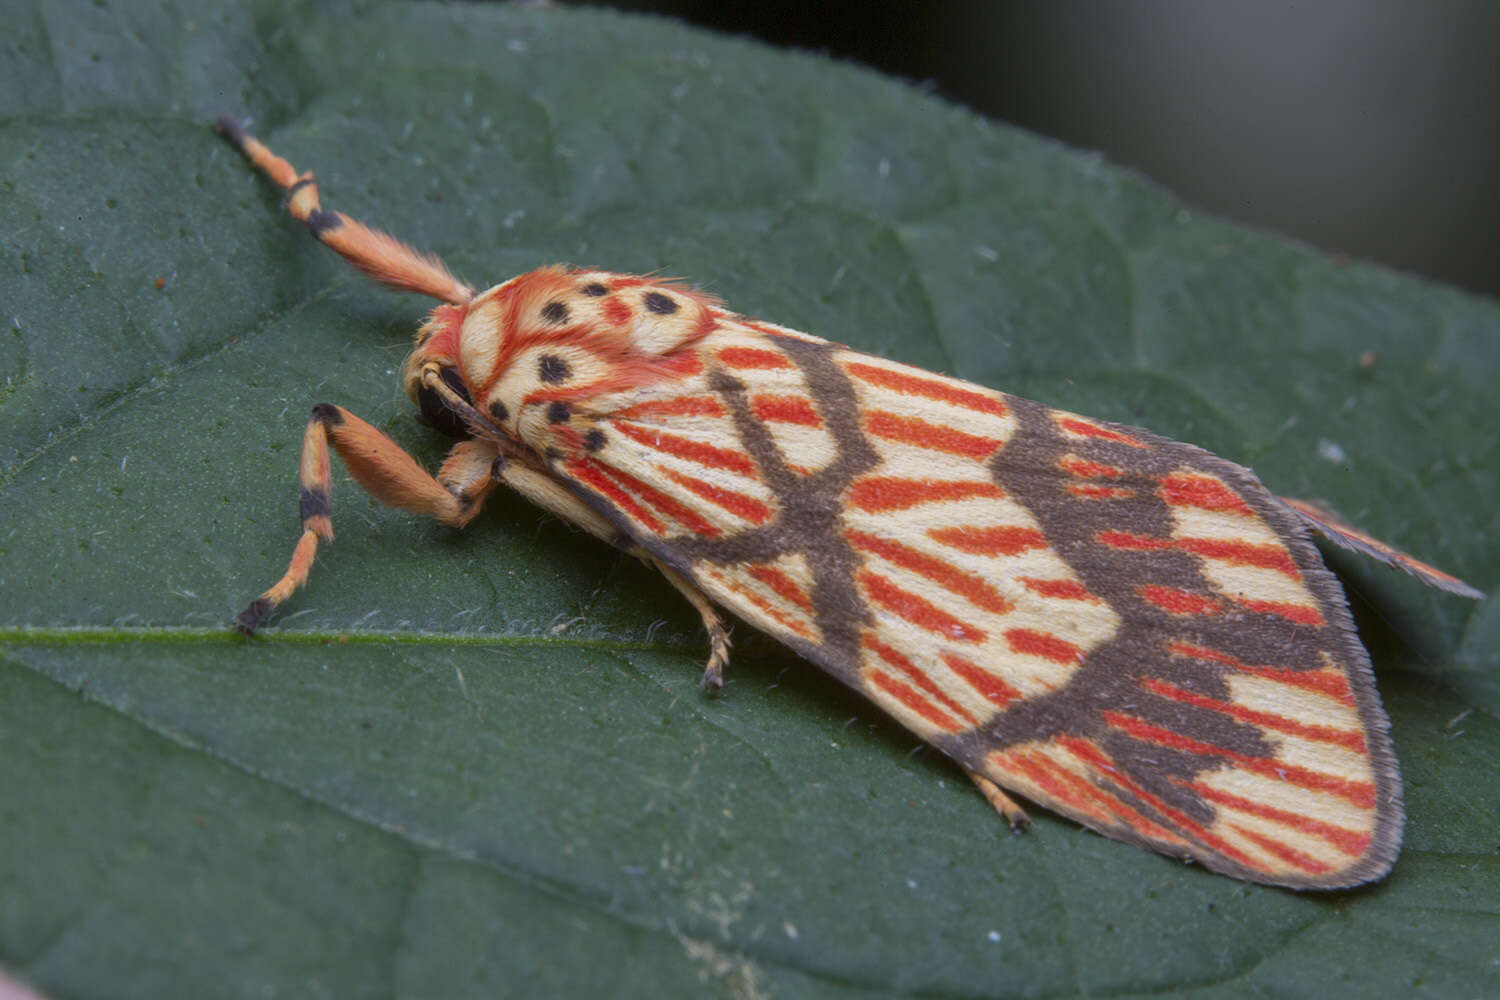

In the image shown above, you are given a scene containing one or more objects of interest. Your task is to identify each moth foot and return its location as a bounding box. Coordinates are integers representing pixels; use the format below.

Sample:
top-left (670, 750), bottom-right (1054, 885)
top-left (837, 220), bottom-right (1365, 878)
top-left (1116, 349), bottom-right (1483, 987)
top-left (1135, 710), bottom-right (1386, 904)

top-left (699, 629), bottom-right (731, 692)
top-left (967, 770), bottom-right (1031, 833)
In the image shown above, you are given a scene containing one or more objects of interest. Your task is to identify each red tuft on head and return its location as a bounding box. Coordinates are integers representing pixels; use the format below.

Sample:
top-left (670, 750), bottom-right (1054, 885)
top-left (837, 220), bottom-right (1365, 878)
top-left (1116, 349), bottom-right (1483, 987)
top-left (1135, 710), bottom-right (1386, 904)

top-left (423, 304), bottom-right (467, 361)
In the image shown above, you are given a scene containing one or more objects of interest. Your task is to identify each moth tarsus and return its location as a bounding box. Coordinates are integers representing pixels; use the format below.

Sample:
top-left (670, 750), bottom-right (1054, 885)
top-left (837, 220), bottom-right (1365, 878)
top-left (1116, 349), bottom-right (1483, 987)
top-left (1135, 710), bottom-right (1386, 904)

top-left (217, 116), bottom-right (1481, 890)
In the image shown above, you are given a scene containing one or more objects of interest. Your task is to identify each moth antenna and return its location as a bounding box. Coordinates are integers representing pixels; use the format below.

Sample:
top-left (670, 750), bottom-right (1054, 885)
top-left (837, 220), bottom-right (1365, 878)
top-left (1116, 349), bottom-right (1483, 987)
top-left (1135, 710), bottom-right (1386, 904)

top-left (215, 116), bottom-right (474, 304)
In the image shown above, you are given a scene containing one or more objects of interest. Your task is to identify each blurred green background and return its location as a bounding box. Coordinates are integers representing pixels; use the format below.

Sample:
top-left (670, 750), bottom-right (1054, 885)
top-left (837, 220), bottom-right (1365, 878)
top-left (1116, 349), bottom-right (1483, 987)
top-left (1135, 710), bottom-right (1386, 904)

top-left (588, 0), bottom-right (1500, 298)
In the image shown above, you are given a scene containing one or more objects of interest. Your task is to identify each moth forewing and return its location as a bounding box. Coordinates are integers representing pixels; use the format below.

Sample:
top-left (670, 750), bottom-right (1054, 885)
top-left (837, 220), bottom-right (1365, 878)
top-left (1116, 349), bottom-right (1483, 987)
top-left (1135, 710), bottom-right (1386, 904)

top-left (544, 319), bottom-right (1405, 888)
top-left (218, 117), bottom-right (1478, 889)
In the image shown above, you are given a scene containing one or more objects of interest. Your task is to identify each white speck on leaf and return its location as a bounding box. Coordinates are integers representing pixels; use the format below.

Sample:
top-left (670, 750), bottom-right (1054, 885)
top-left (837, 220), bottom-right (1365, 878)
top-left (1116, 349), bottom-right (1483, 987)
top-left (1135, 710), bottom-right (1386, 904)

top-left (1317, 438), bottom-right (1348, 464)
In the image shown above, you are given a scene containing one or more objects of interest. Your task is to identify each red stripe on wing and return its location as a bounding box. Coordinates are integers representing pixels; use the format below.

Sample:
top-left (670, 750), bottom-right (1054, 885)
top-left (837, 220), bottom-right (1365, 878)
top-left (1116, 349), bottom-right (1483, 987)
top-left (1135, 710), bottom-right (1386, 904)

top-left (1067, 484), bottom-right (1136, 499)
top-left (614, 396), bottom-right (725, 420)
top-left (1140, 678), bottom-right (1368, 753)
top-left (1056, 417), bottom-right (1145, 447)
top-left (864, 634), bottom-right (978, 727)
top-left (1160, 473), bottom-right (1253, 515)
top-left (751, 394), bottom-right (822, 426)
top-left (565, 459), bottom-right (665, 534)
top-left (1003, 628), bottom-right (1083, 665)
top-left (1059, 456), bottom-right (1122, 478)
top-left (1234, 597), bottom-right (1325, 626)
top-left (869, 671), bottom-right (964, 733)
top-left (586, 461), bottom-right (721, 538)
top-left (1017, 577), bottom-right (1096, 601)
top-left (1185, 780), bottom-right (1372, 857)
top-left (1058, 737), bottom-right (1264, 869)
top-left (1139, 585), bottom-right (1223, 615)
top-left (1099, 531), bottom-right (1300, 578)
top-left (859, 571), bottom-right (987, 642)
top-left (1097, 531), bottom-right (1172, 551)
top-left (718, 346), bottom-right (791, 370)
top-left (1166, 642), bottom-right (1356, 707)
top-left (1001, 748), bottom-right (1187, 844)
top-left (845, 361), bottom-right (1010, 417)
top-left (1103, 712), bottom-right (1376, 809)
top-left (847, 530), bottom-right (1014, 615)
top-left (710, 573), bottom-right (814, 640)
top-left (613, 423), bottom-right (757, 476)
top-left (847, 477), bottom-right (1005, 513)
top-left (865, 411), bottom-right (1003, 460)
top-left (941, 652), bottom-right (1021, 707)
top-left (1178, 537), bottom-right (1300, 578)
top-left (1228, 824), bottom-right (1335, 875)
top-left (1003, 752), bottom-right (1123, 829)
top-left (928, 525), bottom-right (1047, 557)
top-left (747, 564), bottom-right (814, 613)
top-left (661, 468), bottom-right (772, 525)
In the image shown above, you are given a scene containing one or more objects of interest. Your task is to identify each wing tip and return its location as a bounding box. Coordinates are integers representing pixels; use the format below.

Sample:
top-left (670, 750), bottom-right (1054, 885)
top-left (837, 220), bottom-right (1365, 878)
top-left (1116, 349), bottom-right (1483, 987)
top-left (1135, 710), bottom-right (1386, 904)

top-left (1280, 496), bottom-right (1485, 601)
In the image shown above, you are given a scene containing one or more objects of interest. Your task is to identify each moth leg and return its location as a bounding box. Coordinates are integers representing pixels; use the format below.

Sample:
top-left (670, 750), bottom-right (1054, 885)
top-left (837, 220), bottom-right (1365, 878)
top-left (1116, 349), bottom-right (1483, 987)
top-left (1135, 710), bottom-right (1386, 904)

top-left (968, 771), bottom-right (1032, 833)
top-left (650, 562), bottom-right (732, 692)
top-left (215, 116), bottom-right (473, 304)
top-left (238, 405), bottom-right (497, 633)
top-left (489, 459), bottom-right (730, 687)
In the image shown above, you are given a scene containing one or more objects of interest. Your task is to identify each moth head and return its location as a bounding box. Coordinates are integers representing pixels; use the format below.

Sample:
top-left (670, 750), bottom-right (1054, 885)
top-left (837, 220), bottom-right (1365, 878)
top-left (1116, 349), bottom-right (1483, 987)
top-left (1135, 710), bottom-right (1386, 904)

top-left (443, 266), bottom-right (718, 452)
top-left (402, 304), bottom-right (475, 438)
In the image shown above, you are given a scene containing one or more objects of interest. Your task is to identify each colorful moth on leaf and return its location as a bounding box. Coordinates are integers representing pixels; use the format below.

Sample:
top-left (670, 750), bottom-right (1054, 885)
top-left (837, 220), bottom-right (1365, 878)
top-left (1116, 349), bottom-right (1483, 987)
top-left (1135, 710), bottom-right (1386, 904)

top-left (217, 117), bottom-right (1482, 890)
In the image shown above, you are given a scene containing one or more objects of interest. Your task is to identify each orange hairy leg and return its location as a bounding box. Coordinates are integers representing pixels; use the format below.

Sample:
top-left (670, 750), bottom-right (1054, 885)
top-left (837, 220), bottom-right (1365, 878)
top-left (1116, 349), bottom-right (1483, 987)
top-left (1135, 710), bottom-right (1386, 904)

top-left (237, 405), bottom-right (497, 632)
top-left (214, 117), bottom-right (473, 304)
top-left (968, 771), bottom-right (1032, 832)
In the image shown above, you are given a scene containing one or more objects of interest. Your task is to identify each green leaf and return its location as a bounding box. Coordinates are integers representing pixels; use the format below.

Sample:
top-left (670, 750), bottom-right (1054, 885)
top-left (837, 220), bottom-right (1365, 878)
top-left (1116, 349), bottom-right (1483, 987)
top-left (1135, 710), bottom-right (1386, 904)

top-left (2, 2), bottom-right (1496, 997)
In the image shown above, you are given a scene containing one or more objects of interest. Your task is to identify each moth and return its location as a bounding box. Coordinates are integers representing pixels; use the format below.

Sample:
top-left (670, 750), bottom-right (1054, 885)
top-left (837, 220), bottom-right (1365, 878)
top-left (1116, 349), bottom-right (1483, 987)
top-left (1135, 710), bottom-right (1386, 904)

top-left (217, 117), bottom-right (1482, 889)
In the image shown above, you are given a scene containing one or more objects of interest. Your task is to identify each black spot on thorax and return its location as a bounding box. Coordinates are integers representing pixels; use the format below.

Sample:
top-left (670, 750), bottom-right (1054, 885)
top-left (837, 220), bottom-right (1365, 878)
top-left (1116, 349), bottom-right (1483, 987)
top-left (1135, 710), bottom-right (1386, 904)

top-left (644, 291), bottom-right (678, 315)
top-left (538, 354), bottom-right (572, 383)
top-left (541, 301), bottom-right (570, 324)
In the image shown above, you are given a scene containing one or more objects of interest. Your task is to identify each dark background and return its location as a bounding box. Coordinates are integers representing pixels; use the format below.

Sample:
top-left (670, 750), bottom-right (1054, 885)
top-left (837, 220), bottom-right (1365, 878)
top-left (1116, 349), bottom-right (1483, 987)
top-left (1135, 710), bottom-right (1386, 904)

top-left (581, 0), bottom-right (1500, 299)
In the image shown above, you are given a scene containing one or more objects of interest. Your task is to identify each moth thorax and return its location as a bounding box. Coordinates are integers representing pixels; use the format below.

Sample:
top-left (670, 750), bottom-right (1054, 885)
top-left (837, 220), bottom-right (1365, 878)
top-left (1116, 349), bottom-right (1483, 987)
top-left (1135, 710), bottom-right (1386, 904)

top-left (625, 292), bottom-right (705, 356)
top-left (457, 296), bottom-right (507, 388)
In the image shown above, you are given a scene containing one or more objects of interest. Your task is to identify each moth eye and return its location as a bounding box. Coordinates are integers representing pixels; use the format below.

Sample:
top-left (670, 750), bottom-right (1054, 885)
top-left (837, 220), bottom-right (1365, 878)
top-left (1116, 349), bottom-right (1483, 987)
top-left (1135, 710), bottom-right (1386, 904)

top-left (540, 301), bottom-right (570, 324)
top-left (643, 291), bottom-right (678, 315)
top-left (538, 354), bottom-right (572, 384)
top-left (414, 367), bottom-right (474, 440)
top-left (580, 282), bottom-right (608, 297)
